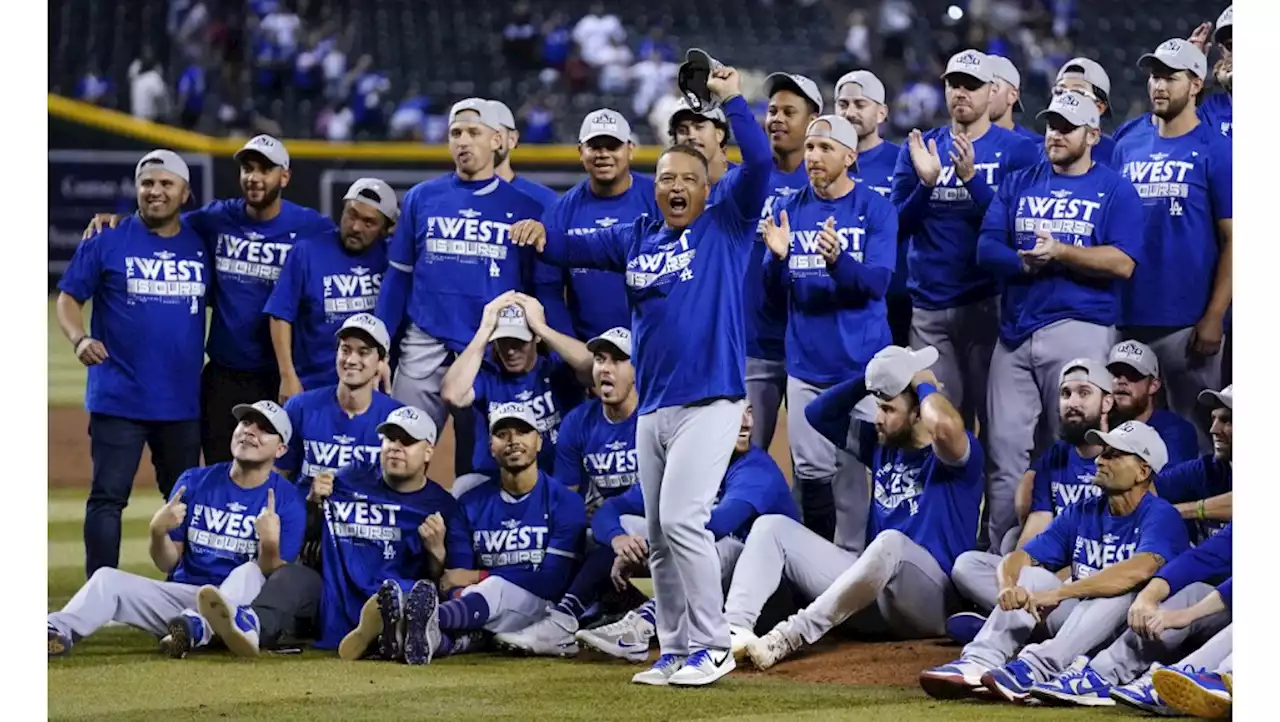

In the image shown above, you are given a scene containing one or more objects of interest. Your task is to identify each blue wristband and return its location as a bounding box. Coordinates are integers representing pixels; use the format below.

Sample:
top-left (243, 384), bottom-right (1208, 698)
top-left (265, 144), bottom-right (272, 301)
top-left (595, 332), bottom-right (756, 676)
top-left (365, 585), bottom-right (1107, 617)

top-left (915, 382), bottom-right (938, 401)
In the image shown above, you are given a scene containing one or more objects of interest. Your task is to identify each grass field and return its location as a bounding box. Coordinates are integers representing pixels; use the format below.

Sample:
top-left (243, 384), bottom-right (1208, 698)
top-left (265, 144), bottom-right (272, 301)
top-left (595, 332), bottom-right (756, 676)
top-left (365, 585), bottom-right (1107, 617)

top-left (46, 297), bottom-right (1131, 720)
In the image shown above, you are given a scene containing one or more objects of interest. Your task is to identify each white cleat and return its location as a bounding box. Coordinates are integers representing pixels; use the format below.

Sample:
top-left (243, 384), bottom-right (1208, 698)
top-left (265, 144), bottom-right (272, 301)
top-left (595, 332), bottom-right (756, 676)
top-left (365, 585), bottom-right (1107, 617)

top-left (631, 653), bottom-right (687, 686)
top-left (729, 625), bottom-right (758, 661)
top-left (493, 608), bottom-right (580, 657)
top-left (669, 648), bottom-right (736, 686)
top-left (575, 610), bottom-right (655, 663)
top-left (746, 624), bottom-right (802, 671)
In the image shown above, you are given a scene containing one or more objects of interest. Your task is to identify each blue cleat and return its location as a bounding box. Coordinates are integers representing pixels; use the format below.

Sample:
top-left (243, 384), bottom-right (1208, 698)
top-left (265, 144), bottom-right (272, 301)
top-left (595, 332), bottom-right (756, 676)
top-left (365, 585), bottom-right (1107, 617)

top-left (944, 611), bottom-right (987, 645)
top-left (1030, 656), bottom-right (1115, 706)
top-left (1110, 664), bottom-right (1178, 716)
top-left (982, 658), bottom-right (1041, 704)
top-left (1153, 665), bottom-right (1231, 718)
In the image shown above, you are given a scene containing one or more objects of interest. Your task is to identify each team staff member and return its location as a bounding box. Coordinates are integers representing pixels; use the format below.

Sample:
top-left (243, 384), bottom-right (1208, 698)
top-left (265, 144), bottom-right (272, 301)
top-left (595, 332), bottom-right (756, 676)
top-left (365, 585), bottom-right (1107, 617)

top-left (1105, 340), bottom-right (1199, 463)
top-left (1053, 58), bottom-right (1119, 167)
top-left (891, 50), bottom-right (1040, 444)
top-left (82, 135), bottom-right (337, 465)
top-left (976, 91), bottom-right (1144, 551)
top-left (987, 55), bottom-right (1041, 141)
top-left (510, 63), bottom-right (772, 687)
top-left (265, 179), bottom-right (396, 397)
top-left (760, 115), bottom-right (897, 548)
top-left (544, 111), bottom-right (659, 340)
top-left (58, 150), bottom-right (210, 578)
top-left (835, 70), bottom-right (907, 345)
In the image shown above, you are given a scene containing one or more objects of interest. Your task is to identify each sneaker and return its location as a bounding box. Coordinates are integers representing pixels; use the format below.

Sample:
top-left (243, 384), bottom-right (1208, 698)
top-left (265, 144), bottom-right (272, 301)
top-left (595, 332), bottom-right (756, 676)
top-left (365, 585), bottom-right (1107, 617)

top-left (403, 580), bottom-right (441, 666)
top-left (729, 625), bottom-right (758, 660)
top-left (1110, 665), bottom-right (1177, 716)
top-left (983, 659), bottom-right (1041, 704)
top-left (1031, 656), bottom-right (1115, 706)
top-left (162, 615), bottom-right (202, 659)
top-left (668, 648), bottom-right (736, 686)
top-left (1152, 666), bottom-right (1231, 719)
top-left (576, 610), bottom-right (654, 663)
top-left (197, 586), bottom-right (260, 658)
top-left (632, 653), bottom-right (687, 686)
top-left (494, 608), bottom-right (580, 657)
top-left (745, 623), bottom-right (802, 671)
top-left (919, 658), bottom-right (991, 700)
top-left (945, 611), bottom-right (987, 645)
top-left (48, 626), bottom-right (72, 658)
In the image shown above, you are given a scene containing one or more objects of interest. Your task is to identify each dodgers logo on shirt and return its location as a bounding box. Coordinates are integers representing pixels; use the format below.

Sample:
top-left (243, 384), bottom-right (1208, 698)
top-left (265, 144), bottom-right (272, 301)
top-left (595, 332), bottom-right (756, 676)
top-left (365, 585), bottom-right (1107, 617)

top-left (125, 251), bottom-right (206, 313)
top-left (325, 499), bottom-right (404, 542)
top-left (873, 462), bottom-right (924, 516)
top-left (188, 501), bottom-right (260, 556)
top-left (216, 231), bottom-right (293, 283)
top-left (473, 517), bottom-right (551, 567)
top-left (626, 230), bottom-right (696, 291)
top-left (1014, 191), bottom-right (1104, 247)
top-left (322, 265), bottom-right (382, 317)
top-left (423, 207), bottom-right (514, 263)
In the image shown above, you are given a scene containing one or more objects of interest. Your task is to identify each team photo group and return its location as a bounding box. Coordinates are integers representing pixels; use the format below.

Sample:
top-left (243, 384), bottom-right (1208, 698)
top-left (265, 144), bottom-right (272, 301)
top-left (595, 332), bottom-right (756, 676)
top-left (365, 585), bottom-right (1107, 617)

top-left (48, 2), bottom-right (1235, 718)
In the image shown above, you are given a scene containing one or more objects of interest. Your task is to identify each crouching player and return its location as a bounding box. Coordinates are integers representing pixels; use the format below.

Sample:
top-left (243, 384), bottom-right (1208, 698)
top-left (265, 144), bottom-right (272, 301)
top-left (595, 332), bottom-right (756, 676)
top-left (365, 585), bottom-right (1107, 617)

top-left (722, 345), bottom-right (985, 671)
top-left (48, 402), bottom-right (305, 658)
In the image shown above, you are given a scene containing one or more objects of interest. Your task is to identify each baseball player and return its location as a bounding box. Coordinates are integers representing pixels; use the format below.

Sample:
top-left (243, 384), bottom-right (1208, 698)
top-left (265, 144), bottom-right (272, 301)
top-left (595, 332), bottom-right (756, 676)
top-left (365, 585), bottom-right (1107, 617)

top-left (1026, 524), bottom-right (1231, 711)
top-left (835, 70), bottom-right (908, 345)
top-left (1053, 58), bottom-right (1119, 167)
top-left (544, 110), bottom-right (659, 341)
top-left (551, 327), bottom-right (639, 512)
top-left (1197, 6), bottom-right (1233, 137)
top-left (81, 137), bottom-right (338, 465)
top-left (509, 63), bottom-right (771, 686)
top-left (891, 50), bottom-right (1039, 445)
top-left (47, 401), bottom-right (306, 658)
top-left (275, 314), bottom-right (404, 496)
top-left (399, 405), bottom-right (587, 661)
top-left (441, 292), bottom-right (589, 479)
top-left (373, 99), bottom-right (548, 477)
top-left (950, 358), bottom-right (1114, 638)
top-left (759, 114), bottom-right (898, 550)
top-left (494, 405), bottom-right (798, 660)
top-left (56, 149), bottom-right (209, 577)
top-left (987, 55), bottom-right (1041, 142)
top-left (1152, 385), bottom-right (1232, 544)
top-left (1106, 339), bottom-right (1200, 463)
top-left (1114, 39), bottom-right (1233, 453)
top-left (264, 179), bottom-right (397, 399)
top-left (723, 345), bottom-right (984, 671)
top-left (976, 90), bottom-right (1145, 550)
top-left (920, 420), bottom-right (1190, 704)
top-left (668, 99), bottom-right (734, 187)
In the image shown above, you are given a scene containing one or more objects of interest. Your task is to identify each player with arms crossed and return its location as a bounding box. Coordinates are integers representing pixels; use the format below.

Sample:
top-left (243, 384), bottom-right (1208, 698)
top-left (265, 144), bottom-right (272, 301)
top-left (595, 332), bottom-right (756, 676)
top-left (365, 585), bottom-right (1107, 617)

top-left (724, 345), bottom-right (984, 670)
top-left (48, 402), bottom-right (306, 658)
top-left (921, 421), bottom-right (1189, 704)
top-left (977, 91), bottom-right (1144, 551)
top-left (509, 61), bottom-right (771, 686)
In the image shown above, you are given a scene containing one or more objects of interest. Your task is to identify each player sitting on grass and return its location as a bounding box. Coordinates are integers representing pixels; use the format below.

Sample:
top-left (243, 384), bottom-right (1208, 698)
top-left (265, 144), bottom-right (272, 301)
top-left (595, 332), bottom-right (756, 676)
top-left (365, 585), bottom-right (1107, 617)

top-left (48, 402), bottom-right (305, 659)
top-left (492, 405), bottom-right (797, 660)
top-left (920, 420), bottom-right (1190, 704)
top-left (722, 345), bottom-right (984, 672)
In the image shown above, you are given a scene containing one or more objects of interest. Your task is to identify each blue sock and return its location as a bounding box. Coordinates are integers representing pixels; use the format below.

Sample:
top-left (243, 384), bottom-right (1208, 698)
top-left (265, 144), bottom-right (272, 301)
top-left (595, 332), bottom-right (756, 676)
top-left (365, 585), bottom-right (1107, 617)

top-left (636, 599), bottom-right (656, 625)
top-left (438, 593), bottom-right (491, 631)
top-left (554, 594), bottom-right (587, 620)
top-left (553, 544), bottom-right (615, 620)
top-left (437, 633), bottom-right (454, 657)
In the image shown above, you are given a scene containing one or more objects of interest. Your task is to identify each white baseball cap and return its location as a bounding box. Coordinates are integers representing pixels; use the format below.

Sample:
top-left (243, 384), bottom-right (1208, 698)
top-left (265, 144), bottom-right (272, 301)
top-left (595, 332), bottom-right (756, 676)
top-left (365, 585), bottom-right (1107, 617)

top-left (449, 97), bottom-right (505, 133)
top-left (335, 313), bottom-right (392, 356)
top-left (377, 406), bottom-right (438, 445)
top-left (1139, 38), bottom-right (1208, 80)
top-left (942, 49), bottom-right (993, 84)
top-left (1108, 340), bottom-right (1159, 379)
top-left (231, 400), bottom-right (294, 445)
top-left (579, 108), bottom-right (632, 144)
top-left (1057, 57), bottom-right (1112, 98)
top-left (835, 70), bottom-right (887, 105)
top-left (1215, 5), bottom-right (1233, 44)
top-left (1198, 384), bottom-right (1233, 410)
top-left (1086, 420), bottom-right (1170, 473)
top-left (865, 345), bottom-right (940, 398)
top-left (135, 149), bottom-right (191, 183)
top-left (764, 72), bottom-right (824, 113)
top-left (488, 99), bottom-right (517, 130)
top-left (488, 402), bottom-right (539, 433)
top-left (489, 304), bottom-right (533, 343)
top-left (586, 327), bottom-right (633, 359)
top-left (987, 55), bottom-right (1024, 111)
top-left (1037, 90), bottom-right (1100, 129)
top-left (234, 134), bottom-right (290, 169)
top-left (805, 115), bottom-right (859, 151)
top-left (1060, 357), bottom-right (1113, 393)
top-left (342, 178), bottom-right (399, 223)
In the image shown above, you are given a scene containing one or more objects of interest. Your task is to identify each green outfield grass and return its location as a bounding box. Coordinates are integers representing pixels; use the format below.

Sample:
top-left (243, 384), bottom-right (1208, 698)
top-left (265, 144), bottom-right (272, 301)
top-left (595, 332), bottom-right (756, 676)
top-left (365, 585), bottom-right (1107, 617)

top-left (48, 297), bottom-right (88, 407)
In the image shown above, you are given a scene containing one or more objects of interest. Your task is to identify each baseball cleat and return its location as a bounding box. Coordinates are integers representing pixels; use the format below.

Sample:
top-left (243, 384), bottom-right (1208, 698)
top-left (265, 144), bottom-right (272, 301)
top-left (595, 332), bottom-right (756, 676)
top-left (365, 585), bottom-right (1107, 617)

top-left (745, 624), bottom-right (802, 671)
top-left (669, 648), bottom-right (735, 686)
top-left (982, 659), bottom-right (1041, 704)
top-left (631, 653), bottom-right (686, 686)
top-left (197, 585), bottom-right (260, 657)
top-left (1030, 656), bottom-right (1114, 706)
top-left (1110, 664), bottom-right (1178, 716)
top-left (729, 624), bottom-right (758, 660)
top-left (575, 609), bottom-right (654, 662)
top-left (403, 579), bottom-right (441, 666)
top-left (944, 611), bottom-right (987, 645)
top-left (338, 592), bottom-right (387, 661)
top-left (1152, 666), bottom-right (1231, 719)
top-left (162, 615), bottom-right (201, 659)
top-left (919, 658), bottom-right (991, 700)
top-left (48, 626), bottom-right (72, 658)
top-left (494, 608), bottom-right (580, 657)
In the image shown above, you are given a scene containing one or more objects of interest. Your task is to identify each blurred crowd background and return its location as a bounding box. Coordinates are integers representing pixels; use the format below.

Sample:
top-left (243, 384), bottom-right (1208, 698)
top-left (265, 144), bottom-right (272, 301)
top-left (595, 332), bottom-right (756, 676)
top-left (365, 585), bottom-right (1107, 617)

top-left (49, 0), bottom-right (1216, 145)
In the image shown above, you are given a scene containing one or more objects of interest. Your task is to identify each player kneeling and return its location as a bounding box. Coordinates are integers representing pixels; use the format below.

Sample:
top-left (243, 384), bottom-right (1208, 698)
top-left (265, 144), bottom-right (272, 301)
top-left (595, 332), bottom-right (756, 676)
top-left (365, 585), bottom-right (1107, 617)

top-left (48, 402), bottom-right (305, 658)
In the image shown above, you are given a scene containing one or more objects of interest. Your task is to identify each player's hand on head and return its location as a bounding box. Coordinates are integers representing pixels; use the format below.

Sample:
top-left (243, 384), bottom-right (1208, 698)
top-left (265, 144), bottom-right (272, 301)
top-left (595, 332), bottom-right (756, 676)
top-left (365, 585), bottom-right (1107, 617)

top-left (1188, 21), bottom-right (1214, 54)
top-left (419, 512), bottom-right (447, 558)
top-left (151, 485), bottom-right (188, 533)
top-left (512, 293), bottom-right (547, 331)
top-left (481, 290), bottom-right (520, 329)
top-left (817, 216), bottom-right (842, 265)
top-left (82, 213), bottom-right (123, 240)
top-left (509, 219), bottom-right (547, 251)
top-left (761, 210), bottom-right (792, 259)
top-left (74, 337), bottom-right (109, 367)
top-left (256, 488), bottom-right (281, 543)
top-left (706, 66), bottom-right (742, 100)
top-left (911, 368), bottom-right (940, 389)
top-left (907, 130), bottom-right (942, 187)
top-left (308, 473), bottom-right (334, 504)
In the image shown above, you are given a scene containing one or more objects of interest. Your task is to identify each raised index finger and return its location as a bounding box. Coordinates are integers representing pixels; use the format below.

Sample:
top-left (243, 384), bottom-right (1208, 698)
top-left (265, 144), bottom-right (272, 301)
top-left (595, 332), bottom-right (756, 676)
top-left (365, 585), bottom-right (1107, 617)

top-left (266, 488), bottom-right (276, 512)
top-left (170, 486), bottom-right (187, 504)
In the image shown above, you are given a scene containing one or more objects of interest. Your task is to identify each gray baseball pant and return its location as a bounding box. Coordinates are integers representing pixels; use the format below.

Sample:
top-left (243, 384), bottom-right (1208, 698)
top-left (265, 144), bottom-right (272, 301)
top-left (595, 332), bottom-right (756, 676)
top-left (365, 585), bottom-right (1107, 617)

top-left (48, 562), bottom-right (267, 642)
top-left (637, 398), bottom-right (745, 656)
top-left (1179, 623), bottom-right (1233, 675)
top-left (746, 357), bottom-right (787, 450)
top-left (724, 515), bottom-right (953, 642)
top-left (909, 296), bottom-right (999, 433)
top-left (951, 550), bottom-right (1003, 613)
top-left (1088, 583), bottom-right (1231, 685)
top-left (1118, 326), bottom-right (1223, 453)
top-left (620, 514), bottom-right (746, 590)
top-left (963, 566), bottom-right (1133, 681)
top-left (787, 376), bottom-right (869, 551)
top-left (985, 320), bottom-right (1114, 552)
top-left (391, 324), bottom-right (452, 433)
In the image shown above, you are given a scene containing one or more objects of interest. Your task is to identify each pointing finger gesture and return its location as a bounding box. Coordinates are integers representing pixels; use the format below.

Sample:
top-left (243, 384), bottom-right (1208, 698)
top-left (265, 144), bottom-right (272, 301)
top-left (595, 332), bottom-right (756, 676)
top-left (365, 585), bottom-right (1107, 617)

top-left (151, 485), bottom-right (188, 533)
